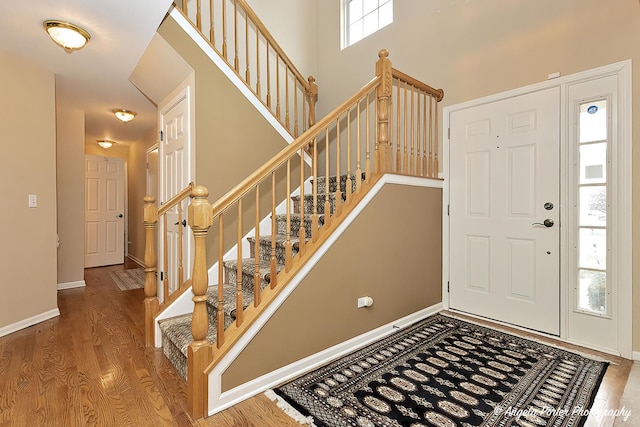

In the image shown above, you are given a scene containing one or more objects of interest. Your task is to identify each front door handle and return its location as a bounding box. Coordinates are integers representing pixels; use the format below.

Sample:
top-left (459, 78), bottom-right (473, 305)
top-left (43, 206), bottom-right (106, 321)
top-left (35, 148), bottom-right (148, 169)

top-left (116, 214), bottom-right (123, 218)
top-left (532, 219), bottom-right (554, 228)
top-left (174, 219), bottom-right (187, 227)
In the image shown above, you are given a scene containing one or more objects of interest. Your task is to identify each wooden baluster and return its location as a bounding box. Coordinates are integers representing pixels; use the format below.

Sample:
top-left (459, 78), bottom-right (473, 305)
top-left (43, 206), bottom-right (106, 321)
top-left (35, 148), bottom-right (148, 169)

top-left (434, 98), bottom-right (439, 177)
top-left (235, 200), bottom-right (244, 326)
top-left (285, 68), bottom-right (290, 131)
top-left (266, 41), bottom-right (271, 108)
top-left (403, 81), bottom-right (408, 174)
top-left (276, 57), bottom-right (281, 121)
top-left (334, 119), bottom-right (342, 215)
top-left (253, 186), bottom-right (261, 306)
top-left (293, 82), bottom-right (299, 137)
top-left (365, 93), bottom-right (371, 183)
top-left (178, 203), bottom-right (185, 289)
top-left (255, 29), bottom-right (260, 96)
top-left (222, 0), bottom-right (227, 60)
top-left (196, 0), bottom-right (202, 31)
top-left (375, 49), bottom-right (393, 174)
top-left (285, 159), bottom-right (292, 272)
top-left (233, 0), bottom-right (239, 72)
top-left (245, 11), bottom-right (250, 84)
top-left (416, 89), bottom-right (421, 176)
top-left (303, 89), bottom-right (308, 133)
top-left (182, 0), bottom-right (188, 16)
top-left (216, 214), bottom-right (224, 348)
top-left (163, 212), bottom-right (169, 299)
top-left (427, 95), bottom-right (433, 178)
top-left (298, 148), bottom-right (306, 256)
top-left (410, 85), bottom-right (415, 175)
top-left (306, 76), bottom-right (318, 130)
top-left (395, 81), bottom-right (401, 173)
top-left (346, 109), bottom-right (352, 202)
top-left (324, 128), bottom-right (331, 227)
top-left (209, 0), bottom-right (215, 46)
top-left (187, 185), bottom-right (213, 420)
top-left (423, 92), bottom-right (428, 177)
top-left (311, 137), bottom-right (319, 243)
top-left (270, 171), bottom-right (277, 288)
top-left (143, 196), bottom-right (159, 348)
top-left (356, 99), bottom-right (362, 194)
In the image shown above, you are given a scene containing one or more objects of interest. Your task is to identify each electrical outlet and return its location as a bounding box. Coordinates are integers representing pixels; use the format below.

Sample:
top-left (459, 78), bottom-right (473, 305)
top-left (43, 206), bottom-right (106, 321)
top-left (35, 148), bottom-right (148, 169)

top-left (357, 296), bottom-right (373, 308)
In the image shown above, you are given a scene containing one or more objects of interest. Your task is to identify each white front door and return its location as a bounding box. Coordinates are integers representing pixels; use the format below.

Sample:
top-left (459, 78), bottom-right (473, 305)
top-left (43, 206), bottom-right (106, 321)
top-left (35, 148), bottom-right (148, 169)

top-left (85, 155), bottom-right (125, 267)
top-left (449, 87), bottom-right (560, 335)
top-left (159, 87), bottom-right (192, 297)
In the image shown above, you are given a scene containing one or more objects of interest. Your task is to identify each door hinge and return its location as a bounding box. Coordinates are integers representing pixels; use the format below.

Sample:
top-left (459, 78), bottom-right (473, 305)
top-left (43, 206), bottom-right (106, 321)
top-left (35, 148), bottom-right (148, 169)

top-left (447, 281), bottom-right (450, 293)
top-left (447, 205), bottom-right (450, 216)
top-left (160, 271), bottom-right (164, 281)
top-left (448, 127), bottom-right (450, 139)
top-left (159, 130), bottom-right (164, 142)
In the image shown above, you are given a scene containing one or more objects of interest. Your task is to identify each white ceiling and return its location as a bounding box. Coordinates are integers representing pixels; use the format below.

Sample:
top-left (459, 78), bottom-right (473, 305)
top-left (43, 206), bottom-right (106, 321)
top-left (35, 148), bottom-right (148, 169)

top-left (0, 0), bottom-right (174, 147)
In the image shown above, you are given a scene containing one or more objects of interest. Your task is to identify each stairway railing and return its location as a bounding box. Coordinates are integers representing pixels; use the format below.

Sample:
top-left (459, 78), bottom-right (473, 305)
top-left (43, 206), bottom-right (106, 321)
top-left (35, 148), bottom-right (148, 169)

top-left (144, 49), bottom-right (444, 418)
top-left (173, 0), bottom-right (318, 137)
top-left (143, 182), bottom-right (195, 347)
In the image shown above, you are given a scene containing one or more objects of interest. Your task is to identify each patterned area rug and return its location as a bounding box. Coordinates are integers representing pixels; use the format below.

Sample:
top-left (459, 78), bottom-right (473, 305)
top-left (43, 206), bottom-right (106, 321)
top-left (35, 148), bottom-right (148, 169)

top-left (272, 314), bottom-right (608, 427)
top-left (109, 268), bottom-right (145, 291)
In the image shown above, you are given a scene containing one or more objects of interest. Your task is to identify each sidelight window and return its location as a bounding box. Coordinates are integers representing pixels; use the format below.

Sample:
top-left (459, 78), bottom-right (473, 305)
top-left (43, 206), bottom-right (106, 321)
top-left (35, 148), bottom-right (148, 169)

top-left (576, 99), bottom-right (609, 315)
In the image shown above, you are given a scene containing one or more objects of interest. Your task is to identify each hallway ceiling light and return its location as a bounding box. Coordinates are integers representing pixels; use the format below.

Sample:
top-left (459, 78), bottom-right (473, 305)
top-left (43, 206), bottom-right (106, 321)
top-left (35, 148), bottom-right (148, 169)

top-left (97, 140), bottom-right (115, 149)
top-left (113, 109), bottom-right (137, 123)
top-left (43, 20), bottom-right (91, 53)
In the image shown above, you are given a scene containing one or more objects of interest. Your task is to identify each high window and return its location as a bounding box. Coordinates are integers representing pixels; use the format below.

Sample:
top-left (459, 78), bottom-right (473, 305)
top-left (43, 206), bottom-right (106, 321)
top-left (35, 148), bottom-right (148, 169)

top-left (342, 0), bottom-right (393, 49)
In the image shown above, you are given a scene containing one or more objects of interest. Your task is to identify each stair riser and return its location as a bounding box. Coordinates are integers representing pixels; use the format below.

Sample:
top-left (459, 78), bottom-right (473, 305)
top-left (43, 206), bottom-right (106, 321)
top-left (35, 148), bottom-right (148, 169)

top-left (225, 265), bottom-right (269, 293)
top-left (292, 193), bottom-right (339, 215)
top-left (160, 331), bottom-right (187, 380)
top-left (249, 238), bottom-right (299, 264)
top-left (314, 174), bottom-right (357, 194)
top-left (275, 215), bottom-right (320, 239)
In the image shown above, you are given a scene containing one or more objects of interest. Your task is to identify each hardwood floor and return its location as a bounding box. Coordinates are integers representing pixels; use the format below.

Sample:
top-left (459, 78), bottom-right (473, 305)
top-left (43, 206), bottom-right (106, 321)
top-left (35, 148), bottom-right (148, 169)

top-left (0, 263), bottom-right (632, 426)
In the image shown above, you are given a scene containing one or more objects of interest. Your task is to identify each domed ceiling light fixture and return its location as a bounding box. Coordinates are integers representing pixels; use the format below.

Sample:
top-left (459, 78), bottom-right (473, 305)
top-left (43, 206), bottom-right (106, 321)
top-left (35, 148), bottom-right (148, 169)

top-left (113, 109), bottom-right (137, 123)
top-left (97, 140), bottom-right (115, 149)
top-left (43, 20), bottom-right (91, 53)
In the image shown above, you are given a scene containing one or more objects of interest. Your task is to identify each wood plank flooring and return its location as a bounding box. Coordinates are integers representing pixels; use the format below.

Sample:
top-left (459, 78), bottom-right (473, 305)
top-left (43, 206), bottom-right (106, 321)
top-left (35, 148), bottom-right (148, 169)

top-left (0, 261), bottom-right (632, 426)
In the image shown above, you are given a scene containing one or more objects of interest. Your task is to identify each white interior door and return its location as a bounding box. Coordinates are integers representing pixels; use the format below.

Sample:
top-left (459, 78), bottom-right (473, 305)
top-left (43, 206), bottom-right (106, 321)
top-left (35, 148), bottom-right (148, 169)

top-left (85, 155), bottom-right (125, 267)
top-left (449, 87), bottom-right (560, 335)
top-left (159, 87), bottom-right (192, 297)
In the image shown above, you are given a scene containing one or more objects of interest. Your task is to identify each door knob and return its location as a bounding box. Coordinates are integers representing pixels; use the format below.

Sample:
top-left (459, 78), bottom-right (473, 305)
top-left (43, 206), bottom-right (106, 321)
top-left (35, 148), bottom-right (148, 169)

top-left (116, 214), bottom-right (123, 218)
top-left (532, 219), bottom-right (554, 227)
top-left (174, 219), bottom-right (187, 227)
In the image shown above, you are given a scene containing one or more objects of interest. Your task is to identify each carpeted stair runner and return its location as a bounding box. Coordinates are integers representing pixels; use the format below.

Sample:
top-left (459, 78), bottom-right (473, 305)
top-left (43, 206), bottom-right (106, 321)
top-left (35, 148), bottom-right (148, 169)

top-left (159, 174), bottom-right (360, 380)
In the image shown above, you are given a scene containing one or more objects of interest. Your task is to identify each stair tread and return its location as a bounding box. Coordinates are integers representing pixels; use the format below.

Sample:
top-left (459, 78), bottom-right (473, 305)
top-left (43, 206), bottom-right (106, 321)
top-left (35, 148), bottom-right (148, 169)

top-left (206, 283), bottom-right (256, 312)
top-left (224, 258), bottom-right (284, 275)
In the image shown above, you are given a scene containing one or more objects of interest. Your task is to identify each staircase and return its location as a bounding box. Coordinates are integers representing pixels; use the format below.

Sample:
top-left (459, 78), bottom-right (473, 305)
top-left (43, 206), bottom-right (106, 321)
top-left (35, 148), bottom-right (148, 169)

top-left (157, 174), bottom-right (358, 380)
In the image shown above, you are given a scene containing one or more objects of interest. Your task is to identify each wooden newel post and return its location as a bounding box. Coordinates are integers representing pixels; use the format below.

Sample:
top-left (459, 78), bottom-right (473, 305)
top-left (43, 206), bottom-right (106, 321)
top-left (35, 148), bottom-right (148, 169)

top-left (375, 49), bottom-right (393, 174)
top-left (306, 76), bottom-right (318, 129)
top-left (187, 185), bottom-right (213, 419)
top-left (143, 195), bottom-right (159, 348)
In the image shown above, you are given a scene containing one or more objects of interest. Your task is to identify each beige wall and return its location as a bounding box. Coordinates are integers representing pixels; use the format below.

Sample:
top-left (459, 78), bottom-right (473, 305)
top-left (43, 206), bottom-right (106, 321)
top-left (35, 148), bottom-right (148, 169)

top-left (315, 0), bottom-right (640, 353)
top-left (223, 184), bottom-right (442, 390)
top-left (56, 108), bottom-right (86, 286)
top-left (128, 128), bottom-right (158, 263)
top-left (0, 50), bottom-right (58, 329)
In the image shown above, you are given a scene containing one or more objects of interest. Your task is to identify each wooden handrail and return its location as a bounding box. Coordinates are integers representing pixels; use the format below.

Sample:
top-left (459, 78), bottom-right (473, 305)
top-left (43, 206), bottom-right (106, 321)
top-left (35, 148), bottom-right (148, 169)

top-left (211, 76), bottom-right (381, 216)
top-left (391, 68), bottom-right (444, 101)
top-left (158, 182), bottom-right (195, 216)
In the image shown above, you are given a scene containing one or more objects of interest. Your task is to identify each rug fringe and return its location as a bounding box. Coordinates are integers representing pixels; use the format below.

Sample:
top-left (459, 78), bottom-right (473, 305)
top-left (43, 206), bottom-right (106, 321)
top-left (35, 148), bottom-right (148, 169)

top-left (439, 312), bottom-right (617, 365)
top-left (264, 389), bottom-right (317, 426)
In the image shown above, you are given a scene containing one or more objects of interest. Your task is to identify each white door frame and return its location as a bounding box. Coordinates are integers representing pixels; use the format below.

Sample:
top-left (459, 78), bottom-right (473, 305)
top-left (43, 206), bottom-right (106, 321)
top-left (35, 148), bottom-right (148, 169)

top-left (157, 74), bottom-right (196, 302)
top-left (443, 60), bottom-right (632, 359)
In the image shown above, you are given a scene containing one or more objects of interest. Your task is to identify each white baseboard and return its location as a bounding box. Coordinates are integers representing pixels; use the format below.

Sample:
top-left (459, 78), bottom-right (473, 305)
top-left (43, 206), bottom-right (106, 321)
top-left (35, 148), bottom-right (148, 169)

top-left (633, 351), bottom-right (640, 361)
top-left (0, 308), bottom-right (61, 338)
top-left (208, 303), bottom-right (443, 415)
top-left (127, 255), bottom-right (145, 268)
top-left (57, 280), bottom-right (86, 290)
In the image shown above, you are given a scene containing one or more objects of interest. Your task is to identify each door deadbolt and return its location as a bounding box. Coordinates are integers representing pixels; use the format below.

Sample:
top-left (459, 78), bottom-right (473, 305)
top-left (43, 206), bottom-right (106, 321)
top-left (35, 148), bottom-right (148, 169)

top-left (544, 202), bottom-right (554, 210)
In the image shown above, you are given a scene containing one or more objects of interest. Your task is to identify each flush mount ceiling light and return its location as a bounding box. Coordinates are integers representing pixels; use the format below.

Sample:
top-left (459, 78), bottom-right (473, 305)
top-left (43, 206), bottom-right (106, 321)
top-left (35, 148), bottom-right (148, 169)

top-left (113, 109), bottom-right (137, 123)
top-left (97, 140), bottom-right (115, 149)
top-left (43, 20), bottom-right (91, 53)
